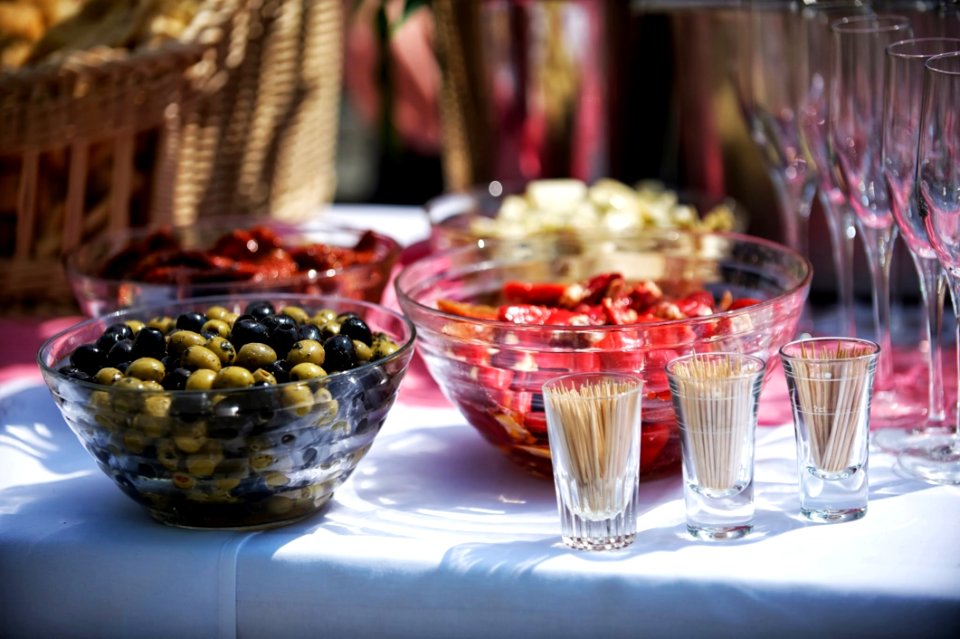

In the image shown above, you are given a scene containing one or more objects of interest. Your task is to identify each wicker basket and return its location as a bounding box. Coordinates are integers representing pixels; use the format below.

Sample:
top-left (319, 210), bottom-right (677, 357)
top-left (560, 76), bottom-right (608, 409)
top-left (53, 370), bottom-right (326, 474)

top-left (0, 0), bottom-right (342, 311)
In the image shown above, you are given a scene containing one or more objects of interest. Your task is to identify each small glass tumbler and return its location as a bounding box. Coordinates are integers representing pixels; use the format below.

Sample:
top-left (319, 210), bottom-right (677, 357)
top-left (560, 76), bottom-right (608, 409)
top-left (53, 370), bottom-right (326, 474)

top-left (666, 352), bottom-right (765, 541)
top-left (543, 372), bottom-right (643, 551)
top-left (779, 337), bottom-right (880, 523)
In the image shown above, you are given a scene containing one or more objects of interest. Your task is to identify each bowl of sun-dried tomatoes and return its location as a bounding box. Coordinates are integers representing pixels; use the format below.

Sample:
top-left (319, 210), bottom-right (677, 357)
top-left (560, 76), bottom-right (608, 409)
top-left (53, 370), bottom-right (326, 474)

top-left (66, 218), bottom-right (402, 316)
top-left (395, 231), bottom-right (811, 479)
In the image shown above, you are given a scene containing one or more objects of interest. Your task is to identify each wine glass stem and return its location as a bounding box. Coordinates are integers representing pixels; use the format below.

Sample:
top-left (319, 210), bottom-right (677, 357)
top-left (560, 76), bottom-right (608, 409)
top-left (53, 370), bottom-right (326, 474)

top-left (771, 171), bottom-right (815, 260)
top-left (856, 222), bottom-right (897, 390)
top-left (819, 188), bottom-right (858, 337)
top-left (912, 253), bottom-right (947, 426)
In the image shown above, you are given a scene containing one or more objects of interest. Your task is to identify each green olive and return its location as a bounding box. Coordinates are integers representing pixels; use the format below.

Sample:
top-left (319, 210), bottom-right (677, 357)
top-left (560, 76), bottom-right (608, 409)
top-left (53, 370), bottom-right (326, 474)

top-left (94, 367), bottom-right (124, 386)
top-left (213, 366), bottom-right (256, 389)
top-left (156, 440), bottom-right (180, 471)
top-left (172, 473), bottom-right (196, 490)
top-left (126, 357), bottom-right (166, 383)
top-left (353, 340), bottom-right (373, 363)
top-left (280, 305), bottom-right (309, 325)
top-left (290, 362), bottom-right (326, 381)
top-left (205, 305), bottom-right (233, 322)
top-left (309, 309), bottom-right (338, 326)
top-left (173, 421), bottom-right (207, 453)
top-left (252, 368), bottom-right (277, 385)
top-left (124, 319), bottom-right (145, 336)
top-left (181, 345), bottom-right (223, 372)
top-left (264, 472), bottom-right (290, 488)
top-left (318, 321), bottom-right (340, 340)
top-left (372, 336), bottom-right (399, 359)
top-left (281, 383), bottom-right (314, 416)
top-left (202, 319), bottom-right (231, 338)
top-left (111, 376), bottom-right (145, 411)
top-left (135, 412), bottom-right (171, 439)
top-left (236, 342), bottom-right (277, 370)
top-left (186, 369), bottom-right (217, 390)
top-left (123, 430), bottom-right (149, 454)
top-left (186, 443), bottom-right (223, 476)
top-left (286, 339), bottom-right (324, 366)
top-left (205, 336), bottom-right (237, 365)
top-left (250, 453), bottom-right (274, 471)
top-left (147, 316), bottom-right (176, 333)
top-left (141, 380), bottom-right (165, 392)
top-left (142, 394), bottom-right (171, 418)
top-left (169, 330), bottom-right (206, 357)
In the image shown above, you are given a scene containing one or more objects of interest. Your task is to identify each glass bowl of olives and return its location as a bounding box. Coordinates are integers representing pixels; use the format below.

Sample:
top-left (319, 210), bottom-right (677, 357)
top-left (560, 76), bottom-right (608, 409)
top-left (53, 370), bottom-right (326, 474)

top-left (37, 294), bottom-right (416, 530)
top-left (65, 217), bottom-right (403, 316)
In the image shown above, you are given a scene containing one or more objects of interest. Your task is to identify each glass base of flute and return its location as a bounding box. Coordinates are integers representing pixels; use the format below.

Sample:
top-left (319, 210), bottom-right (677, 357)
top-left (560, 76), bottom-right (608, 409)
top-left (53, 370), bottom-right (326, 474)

top-left (898, 435), bottom-right (960, 485)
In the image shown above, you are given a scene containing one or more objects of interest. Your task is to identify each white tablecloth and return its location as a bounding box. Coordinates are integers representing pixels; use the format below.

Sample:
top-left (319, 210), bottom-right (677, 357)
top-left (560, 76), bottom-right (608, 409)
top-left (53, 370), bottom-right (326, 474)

top-left (1, 206), bottom-right (958, 638)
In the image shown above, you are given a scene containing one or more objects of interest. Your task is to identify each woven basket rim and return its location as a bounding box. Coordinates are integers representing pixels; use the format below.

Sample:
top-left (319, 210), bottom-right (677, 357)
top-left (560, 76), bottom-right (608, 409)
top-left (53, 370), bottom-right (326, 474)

top-left (0, 0), bottom-right (240, 86)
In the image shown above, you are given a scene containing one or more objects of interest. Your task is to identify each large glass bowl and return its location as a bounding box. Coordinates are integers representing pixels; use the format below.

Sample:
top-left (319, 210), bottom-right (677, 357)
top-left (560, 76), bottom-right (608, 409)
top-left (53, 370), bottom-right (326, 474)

top-left (37, 294), bottom-right (415, 530)
top-left (65, 217), bottom-right (402, 316)
top-left (396, 231), bottom-right (810, 479)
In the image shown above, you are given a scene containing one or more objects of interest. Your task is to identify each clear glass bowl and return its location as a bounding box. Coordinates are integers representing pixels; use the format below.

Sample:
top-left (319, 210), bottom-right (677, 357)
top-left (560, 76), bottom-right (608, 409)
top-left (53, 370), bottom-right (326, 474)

top-left (65, 218), bottom-right (402, 316)
top-left (396, 231), bottom-right (810, 479)
top-left (37, 294), bottom-right (415, 530)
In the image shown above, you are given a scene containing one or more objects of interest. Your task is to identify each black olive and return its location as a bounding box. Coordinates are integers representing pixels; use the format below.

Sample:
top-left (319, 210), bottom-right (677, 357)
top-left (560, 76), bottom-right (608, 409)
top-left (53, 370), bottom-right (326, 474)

top-left (107, 340), bottom-right (135, 367)
top-left (267, 324), bottom-right (298, 357)
top-left (162, 367), bottom-right (192, 391)
top-left (132, 327), bottom-right (166, 359)
top-left (336, 312), bottom-right (359, 323)
top-left (262, 314), bottom-right (297, 331)
top-left (169, 394), bottom-right (211, 421)
top-left (137, 462), bottom-right (160, 479)
top-left (58, 365), bottom-right (91, 381)
top-left (70, 344), bottom-right (104, 375)
top-left (361, 366), bottom-right (392, 410)
top-left (339, 316), bottom-right (373, 346)
top-left (265, 359), bottom-right (292, 384)
top-left (246, 301), bottom-right (276, 321)
top-left (176, 312), bottom-right (207, 333)
top-left (230, 317), bottom-right (269, 349)
top-left (95, 330), bottom-right (124, 352)
top-left (323, 335), bottom-right (357, 372)
top-left (298, 323), bottom-right (322, 342)
top-left (103, 323), bottom-right (133, 342)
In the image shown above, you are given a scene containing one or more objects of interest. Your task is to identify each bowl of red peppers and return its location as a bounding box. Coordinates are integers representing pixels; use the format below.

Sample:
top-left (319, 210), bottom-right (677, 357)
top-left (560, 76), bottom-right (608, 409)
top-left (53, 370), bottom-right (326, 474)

top-left (66, 218), bottom-right (402, 316)
top-left (395, 231), bottom-right (811, 479)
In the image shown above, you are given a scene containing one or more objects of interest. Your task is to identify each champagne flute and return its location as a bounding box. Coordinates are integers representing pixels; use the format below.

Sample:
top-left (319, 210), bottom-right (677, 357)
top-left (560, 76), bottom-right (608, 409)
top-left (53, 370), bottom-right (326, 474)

top-left (830, 15), bottom-right (913, 423)
top-left (798, 1), bottom-right (873, 338)
top-left (876, 37), bottom-right (960, 454)
top-left (743, 1), bottom-right (817, 266)
top-left (906, 51), bottom-right (960, 484)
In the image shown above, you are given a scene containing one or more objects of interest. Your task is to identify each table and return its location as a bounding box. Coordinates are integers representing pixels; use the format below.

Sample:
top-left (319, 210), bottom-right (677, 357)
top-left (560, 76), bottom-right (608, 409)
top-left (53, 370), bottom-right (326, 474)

top-left (1, 206), bottom-right (958, 639)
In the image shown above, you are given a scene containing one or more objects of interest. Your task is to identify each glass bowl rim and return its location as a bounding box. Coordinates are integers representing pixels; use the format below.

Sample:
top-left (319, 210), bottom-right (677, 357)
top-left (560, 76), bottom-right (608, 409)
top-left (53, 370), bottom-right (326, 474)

top-left (63, 216), bottom-right (403, 292)
top-left (395, 229), bottom-right (812, 334)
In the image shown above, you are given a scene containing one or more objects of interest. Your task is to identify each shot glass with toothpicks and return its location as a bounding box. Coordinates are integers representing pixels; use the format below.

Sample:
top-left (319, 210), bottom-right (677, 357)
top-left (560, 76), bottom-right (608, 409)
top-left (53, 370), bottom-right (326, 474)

top-left (666, 352), bottom-right (765, 541)
top-left (542, 372), bottom-right (643, 551)
top-left (779, 337), bottom-right (879, 523)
